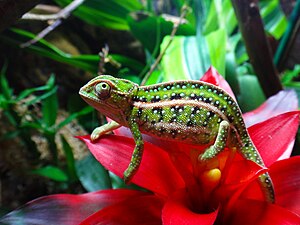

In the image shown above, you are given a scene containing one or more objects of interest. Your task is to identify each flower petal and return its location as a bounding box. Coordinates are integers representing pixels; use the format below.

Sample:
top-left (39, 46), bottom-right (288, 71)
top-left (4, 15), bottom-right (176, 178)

top-left (200, 66), bottom-right (236, 100)
top-left (162, 189), bottom-right (219, 225)
top-left (244, 90), bottom-right (298, 127)
top-left (215, 151), bottom-right (268, 202)
top-left (248, 111), bottom-right (300, 166)
top-left (80, 195), bottom-right (164, 225)
top-left (227, 199), bottom-right (300, 225)
top-left (0, 189), bottom-right (146, 225)
top-left (78, 135), bottom-right (185, 196)
top-left (221, 153), bottom-right (265, 185)
top-left (269, 156), bottom-right (300, 215)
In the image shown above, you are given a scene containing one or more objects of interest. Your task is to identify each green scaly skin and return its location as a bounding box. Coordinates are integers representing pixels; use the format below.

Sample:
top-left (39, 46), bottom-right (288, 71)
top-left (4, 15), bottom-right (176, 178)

top-left (79, 75), bottom-right (275, 203)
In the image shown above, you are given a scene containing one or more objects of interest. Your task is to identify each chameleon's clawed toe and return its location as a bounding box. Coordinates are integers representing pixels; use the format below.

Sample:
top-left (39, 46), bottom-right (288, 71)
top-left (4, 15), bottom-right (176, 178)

top-left (90, 133), bottom-right (100, 142)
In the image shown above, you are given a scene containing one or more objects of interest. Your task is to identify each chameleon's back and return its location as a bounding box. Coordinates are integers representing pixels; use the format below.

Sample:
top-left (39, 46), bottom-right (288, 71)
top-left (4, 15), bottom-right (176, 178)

top-left (132, 80), bottom-right (246, 146)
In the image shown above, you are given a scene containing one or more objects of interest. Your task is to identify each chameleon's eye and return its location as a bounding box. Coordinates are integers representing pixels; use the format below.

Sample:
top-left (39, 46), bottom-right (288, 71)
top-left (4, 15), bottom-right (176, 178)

top-left (94, 82), bottom-right (111, 99)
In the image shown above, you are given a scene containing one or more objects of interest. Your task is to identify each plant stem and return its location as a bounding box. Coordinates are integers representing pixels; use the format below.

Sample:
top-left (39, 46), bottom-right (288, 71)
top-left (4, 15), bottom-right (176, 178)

top-left (231, 0), bottom-right (282, 97)
top-left (21, 0), bottom-right (85, 48)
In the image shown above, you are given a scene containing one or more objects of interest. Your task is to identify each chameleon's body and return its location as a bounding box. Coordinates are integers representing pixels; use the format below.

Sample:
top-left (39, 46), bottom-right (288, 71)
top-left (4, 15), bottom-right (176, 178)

top-left (79, 75), bottom-right (275, 203)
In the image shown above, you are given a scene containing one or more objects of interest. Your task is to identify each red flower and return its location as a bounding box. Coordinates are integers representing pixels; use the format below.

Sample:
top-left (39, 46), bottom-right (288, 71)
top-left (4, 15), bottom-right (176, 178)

top-left (1, 68), bottom-right (300, 225)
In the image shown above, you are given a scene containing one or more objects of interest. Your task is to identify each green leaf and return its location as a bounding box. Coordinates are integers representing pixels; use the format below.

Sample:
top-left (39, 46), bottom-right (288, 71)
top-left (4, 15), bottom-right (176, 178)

top-left (54, 0), bottom-right (143, 30)
top-left (160, 36), bottom-right (189, 81)
top-left (235, 40), bottom-right (248, 65)
top-left (220, 0), bottom-right (237, 34)
top-left (1, 29), bottom-right (99, 73)
top-left (25, 85), bottom-right (58, 106)
top-left (203, 1), bottom-right (219, 34)
top-left (159, 35), bottom-right (210, 81)
top-left (110, 54), bottom-right (144, 74)
top-left (260, 0), bottom-right (288, 39)
top-left (193, 0), bottom-right (212, 77)
top-left (42, 80), bottom-right (58, 127)
top-left (3, 110), bottom-right (18, 126)
top-left (281, 64), bottom-right (300, 85)
top-left (144, 70), bottom-right (162, 85)
top-left (238, 74), bottom-right (266, 112)
top-left (60, 135), bottom-right (77, 181)
top-left (203, 0), bottom-right (237, 35)
top-left (225, 51), bottom-right (240, 95)
top-left (17, 74), bottom-right (55, 101)
top-left (194, 0), bottom-right (211, 35)
top-left (56, 106), bottom-right (93, 130)
top-left (0, 64), bottom-right (13, 100)
top-left (31, 166), bottom-right (68, 182)
top-left (20, 121), bottom-right (43, 130)
top-left (1, 29), bottom-right (143, 75)
top-left (127, 13), bottom-right (195, 53)
top-left (17, 86), bottom-right (49, 101)
top-left (206, 28), bottom-right (227, 76)
top-left (75, 153), bottom-right (111, 192)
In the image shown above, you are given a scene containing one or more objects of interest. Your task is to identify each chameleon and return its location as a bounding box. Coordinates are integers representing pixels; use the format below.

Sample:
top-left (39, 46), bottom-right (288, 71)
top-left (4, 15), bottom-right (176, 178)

top-left (79, 75), bottom-right (275, 203)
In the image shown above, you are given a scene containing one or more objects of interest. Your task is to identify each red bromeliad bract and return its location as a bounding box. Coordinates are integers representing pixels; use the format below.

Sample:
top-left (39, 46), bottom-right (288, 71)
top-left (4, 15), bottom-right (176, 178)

top-left (1, 67), bottom-right (300, 225)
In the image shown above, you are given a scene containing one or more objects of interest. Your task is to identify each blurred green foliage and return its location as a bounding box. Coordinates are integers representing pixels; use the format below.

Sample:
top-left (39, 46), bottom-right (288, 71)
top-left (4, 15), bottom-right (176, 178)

top-left (0, 67), bottom-right (93, 185)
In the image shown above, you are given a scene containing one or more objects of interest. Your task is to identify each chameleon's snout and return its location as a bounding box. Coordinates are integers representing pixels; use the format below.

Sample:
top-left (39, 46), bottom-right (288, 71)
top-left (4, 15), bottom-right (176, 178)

top-left (79, 83), bottom-right (88, 96)
top-left (79, 82), bottom-right (95, 100)
top-left (79, 83), bottom-right (85, 94)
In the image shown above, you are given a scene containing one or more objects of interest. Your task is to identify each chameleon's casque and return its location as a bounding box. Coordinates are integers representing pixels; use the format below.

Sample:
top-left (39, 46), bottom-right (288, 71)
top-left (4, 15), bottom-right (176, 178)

top-left (79, 75), bottom-right (275, 203)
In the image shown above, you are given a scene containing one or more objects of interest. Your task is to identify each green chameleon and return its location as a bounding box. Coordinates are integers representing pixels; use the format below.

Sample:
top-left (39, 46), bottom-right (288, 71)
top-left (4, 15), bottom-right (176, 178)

top-left (79, 75), bottom-right (275, 203)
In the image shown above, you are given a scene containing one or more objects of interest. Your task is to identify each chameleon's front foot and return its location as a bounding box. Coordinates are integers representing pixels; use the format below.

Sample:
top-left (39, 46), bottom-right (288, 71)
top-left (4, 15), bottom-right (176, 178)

top-left (91, 127), bottom-right (105, 141)
top-left (90, 121), bottom-right (121, 141)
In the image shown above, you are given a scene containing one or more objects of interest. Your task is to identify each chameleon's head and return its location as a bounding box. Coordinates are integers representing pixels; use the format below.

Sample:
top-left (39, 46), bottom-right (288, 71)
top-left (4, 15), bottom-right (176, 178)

top-left (79, 75), bottom-right (138, 125)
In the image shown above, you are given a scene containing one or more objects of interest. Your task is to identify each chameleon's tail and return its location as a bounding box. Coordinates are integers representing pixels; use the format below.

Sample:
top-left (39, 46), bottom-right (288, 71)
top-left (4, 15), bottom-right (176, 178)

top-left (258, 172), bottom-right (275, 203)
top-left (241, 145), bottom-right (275, 203)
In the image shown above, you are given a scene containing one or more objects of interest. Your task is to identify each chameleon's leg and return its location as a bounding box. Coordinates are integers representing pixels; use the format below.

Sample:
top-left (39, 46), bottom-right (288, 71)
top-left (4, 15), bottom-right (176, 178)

top-left (91, 121), bottom-right (121, 141)
top-left (123, 116), bottom-right (144, 183)
top-left (199, 120), bottom-right (230, 161)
